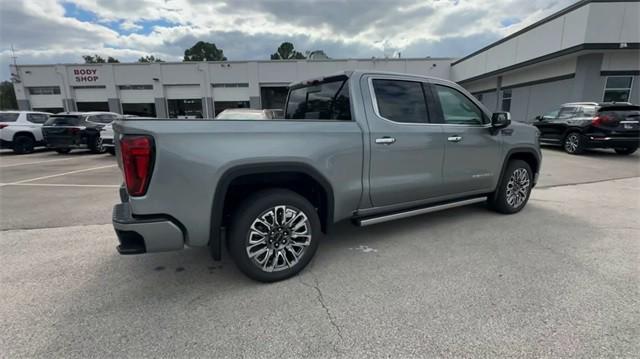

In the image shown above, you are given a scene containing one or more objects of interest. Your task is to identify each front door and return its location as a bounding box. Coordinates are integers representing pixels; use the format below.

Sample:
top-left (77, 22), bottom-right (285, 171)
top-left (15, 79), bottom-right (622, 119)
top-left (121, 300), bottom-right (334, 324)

top-left (430, 84), bottom-right (502, 194)
top-left (365, 76), bottom-right (446, 207)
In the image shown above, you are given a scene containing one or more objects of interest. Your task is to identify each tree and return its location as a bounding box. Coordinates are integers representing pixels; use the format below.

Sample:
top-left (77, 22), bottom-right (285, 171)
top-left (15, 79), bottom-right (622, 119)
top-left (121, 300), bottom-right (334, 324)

top-left (82, 54), bottom-right (119, 63)
top-left (270, 42), bottom-right (306, 60)
top-left (138, 55), bottom-right (164, 63)
top-left (183, 41), bottom-right (227, 61)
top-left (0, 81), bottom-right (18, 110)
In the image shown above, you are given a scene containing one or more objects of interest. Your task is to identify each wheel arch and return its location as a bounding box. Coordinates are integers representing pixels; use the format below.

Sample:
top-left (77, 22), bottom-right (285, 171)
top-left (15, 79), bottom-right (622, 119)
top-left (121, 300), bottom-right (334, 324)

top-left (12, 131), bottom-right (36, 141)
top-left (496, 148), bottom-right (541, 192)
top-left (209, 162), bottom-right (335, 260)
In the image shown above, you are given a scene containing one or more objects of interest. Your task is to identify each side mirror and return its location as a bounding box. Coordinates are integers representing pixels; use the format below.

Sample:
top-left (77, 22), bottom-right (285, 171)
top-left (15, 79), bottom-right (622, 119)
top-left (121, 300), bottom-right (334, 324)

top-left (491, 111), bottom-right (511, 129)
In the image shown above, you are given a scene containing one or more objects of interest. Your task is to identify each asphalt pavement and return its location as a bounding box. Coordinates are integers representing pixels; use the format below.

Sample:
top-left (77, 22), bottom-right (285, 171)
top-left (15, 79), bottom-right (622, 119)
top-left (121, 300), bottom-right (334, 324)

top-left (0, 146), bottom-right (639, 357)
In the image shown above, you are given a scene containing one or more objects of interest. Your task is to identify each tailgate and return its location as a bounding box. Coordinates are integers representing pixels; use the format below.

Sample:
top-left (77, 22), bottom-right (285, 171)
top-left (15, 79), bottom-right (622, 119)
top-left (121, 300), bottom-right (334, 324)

top-left (594, 105), bottom-right (640, 135)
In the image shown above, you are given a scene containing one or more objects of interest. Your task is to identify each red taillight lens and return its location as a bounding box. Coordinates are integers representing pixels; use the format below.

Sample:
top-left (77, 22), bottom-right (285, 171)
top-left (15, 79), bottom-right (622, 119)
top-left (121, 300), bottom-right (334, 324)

top-left (120, 135), bottom-right (154, 196)
top-left (0, 124), bottom-right (8, 129)
top-left (592, 115), bottom-right (612, 126)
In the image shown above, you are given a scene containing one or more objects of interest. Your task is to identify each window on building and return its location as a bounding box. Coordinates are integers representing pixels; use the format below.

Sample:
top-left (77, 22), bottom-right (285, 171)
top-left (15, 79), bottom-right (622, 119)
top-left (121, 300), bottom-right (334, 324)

top-left (27, 113), bottom-right (49, 123)
top-left (28, 86), bottom-right (61, 95)
top-left (77, 102), bottom-right (110, 112)
top-left (285, 76), bottom-right (351, 121)
top-left (33, 107), bottom-right (64, 114)
top-left (371, 79), bottom-right (428, 123)
top-left (212, 83), bottom-right (249, 88)
top-left (118, 85), bottom-right (153, 90)
top-left (434, 85), bottom-right (487, 125)
top-left (501, 89), bottom-right (512, 112)
top-left (603, 76), bottom-right (633, 102)
top-left (167, 99), bottom-right (203, 119)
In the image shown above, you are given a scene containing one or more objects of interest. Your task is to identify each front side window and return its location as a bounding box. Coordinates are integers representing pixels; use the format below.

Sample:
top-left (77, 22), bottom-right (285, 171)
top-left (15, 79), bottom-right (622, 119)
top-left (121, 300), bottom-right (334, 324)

top-left (44, 116), bottom-right (82, 126)
top-left (501, 89), bottom-right (512, 112)
top-left (27, 114), bottom-right (48, 124)
top-left (372, 79), bottom-right (428, 123)
top-left (285, 77), bottom-right (351, 121)
top-left (434, 85), bottom-right (487, 125)
top-left (603, 76), bottom-right (633, 102)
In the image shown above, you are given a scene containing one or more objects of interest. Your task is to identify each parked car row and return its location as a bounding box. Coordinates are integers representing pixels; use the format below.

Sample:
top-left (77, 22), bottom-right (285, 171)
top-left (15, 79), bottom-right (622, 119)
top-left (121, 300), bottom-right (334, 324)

top-left (0, 111), bottom-right (133, 155)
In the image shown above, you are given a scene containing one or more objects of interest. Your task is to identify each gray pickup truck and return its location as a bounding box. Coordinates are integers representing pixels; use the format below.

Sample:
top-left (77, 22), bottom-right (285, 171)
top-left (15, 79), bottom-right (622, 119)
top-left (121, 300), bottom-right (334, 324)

top-left (112, 70), bottom-right (541, 282)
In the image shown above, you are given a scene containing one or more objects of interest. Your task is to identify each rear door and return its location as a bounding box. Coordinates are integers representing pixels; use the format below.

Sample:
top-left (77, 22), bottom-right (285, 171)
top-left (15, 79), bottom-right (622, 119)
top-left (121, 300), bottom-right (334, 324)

top-left (429, 83), bottom-right (502, 194)
top-left (42, 116), bottom-right (84, 146)
top-left (365, 75), bottom-right (446, 207)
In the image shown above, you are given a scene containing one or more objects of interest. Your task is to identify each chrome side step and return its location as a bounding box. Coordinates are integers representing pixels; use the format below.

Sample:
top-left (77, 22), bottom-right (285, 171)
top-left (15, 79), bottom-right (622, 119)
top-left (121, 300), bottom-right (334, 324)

top-left (355, 197), bottom-right (487, 226)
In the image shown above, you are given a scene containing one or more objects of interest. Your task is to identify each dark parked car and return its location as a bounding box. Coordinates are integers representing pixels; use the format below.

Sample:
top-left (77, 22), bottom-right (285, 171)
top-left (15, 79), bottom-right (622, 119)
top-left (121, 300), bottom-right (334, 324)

top-left (42, 112), bottom-right (120, 154)
top-left (533, 102), bottom-right (640, 155)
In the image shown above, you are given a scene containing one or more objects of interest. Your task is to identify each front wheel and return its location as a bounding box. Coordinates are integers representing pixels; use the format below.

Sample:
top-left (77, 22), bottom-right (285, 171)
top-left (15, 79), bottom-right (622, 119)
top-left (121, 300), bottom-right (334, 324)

top-left (614, 147), bottom-right (638, 155)
top-left (227, 189), bottom-right (321, 282)
top-left (90, 136), bottom-right (107, 154)
top-left (488, 160), bottom-right (533, 214)
top-left (563, 132), bottom-right (584, 154)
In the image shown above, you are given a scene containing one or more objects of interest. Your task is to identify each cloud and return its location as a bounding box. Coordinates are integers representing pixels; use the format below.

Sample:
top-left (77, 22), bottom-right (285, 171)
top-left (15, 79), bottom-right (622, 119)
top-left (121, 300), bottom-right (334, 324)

top-left (0, 0), bottom-right (579, 79)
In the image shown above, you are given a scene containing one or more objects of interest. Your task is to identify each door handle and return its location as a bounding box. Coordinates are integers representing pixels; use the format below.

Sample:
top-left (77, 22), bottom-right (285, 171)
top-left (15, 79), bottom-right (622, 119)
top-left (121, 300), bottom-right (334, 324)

top-left (375, 137), bottom-right (396, 145)
top-left (447, 135), bottom-right (462, 142)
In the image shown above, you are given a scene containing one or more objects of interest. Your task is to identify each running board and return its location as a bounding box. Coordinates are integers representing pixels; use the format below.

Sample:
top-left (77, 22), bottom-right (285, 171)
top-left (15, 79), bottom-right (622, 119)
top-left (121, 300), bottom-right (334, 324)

top-left (355, 197), bottom-right (487, 226)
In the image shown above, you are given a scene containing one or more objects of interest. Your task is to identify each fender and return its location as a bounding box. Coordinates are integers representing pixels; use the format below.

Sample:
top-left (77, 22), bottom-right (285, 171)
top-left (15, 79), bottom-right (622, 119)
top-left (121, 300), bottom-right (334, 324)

top-left (209, 162), bottom-right (335, 260)
top-left (494, 147), bottom-right (541, 193)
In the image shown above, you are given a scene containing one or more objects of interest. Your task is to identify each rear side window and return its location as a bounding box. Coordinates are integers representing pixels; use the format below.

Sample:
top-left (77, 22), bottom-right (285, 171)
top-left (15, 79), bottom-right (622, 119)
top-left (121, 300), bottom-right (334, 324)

top-left (557, 106), bottom-right (578, 119)
top-left (27, 114), bottom-right (48, 124)
top-left (372, 79), bottom-right (428, 123)
top-left (45, 116), bottom-right (82, 126)
top-left (434, 85), bottom-right (487, 125)
top-left (0, 113), bottom-right (19, 122)
top-left (285, 77), bottom-right (351, 121)
top-left (89, 114), bottom-right (117, 124)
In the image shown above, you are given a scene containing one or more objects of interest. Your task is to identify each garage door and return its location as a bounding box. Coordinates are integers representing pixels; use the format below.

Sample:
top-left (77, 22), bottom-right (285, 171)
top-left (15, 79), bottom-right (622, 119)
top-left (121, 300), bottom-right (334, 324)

top-left (165, 85), bottom-right (201, 99)
top-left (74, 87), bottom-right (107, 102)
top-left (120, 90), bottom-right (154, 103)
top-left (30, 94), bottom-right (63, 109)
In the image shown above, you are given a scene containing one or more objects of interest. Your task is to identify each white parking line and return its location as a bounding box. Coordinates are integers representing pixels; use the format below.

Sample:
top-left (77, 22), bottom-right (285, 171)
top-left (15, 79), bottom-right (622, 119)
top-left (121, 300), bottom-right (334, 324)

top-left (0, 157), bottom-right (81, 168)
top-left (0, 164), bottom-right (117, 187)
top-left (0, 183), bottom-right (120, 188)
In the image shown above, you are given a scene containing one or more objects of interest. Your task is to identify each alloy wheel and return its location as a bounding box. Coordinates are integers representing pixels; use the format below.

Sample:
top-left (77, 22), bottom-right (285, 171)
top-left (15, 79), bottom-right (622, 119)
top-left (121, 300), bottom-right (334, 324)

top-left (246, 205), bottom-right (312, 273)
top-left (505, 168), bottom-right (530, 208)
top-left (564, 133), bottom-right (579, 153)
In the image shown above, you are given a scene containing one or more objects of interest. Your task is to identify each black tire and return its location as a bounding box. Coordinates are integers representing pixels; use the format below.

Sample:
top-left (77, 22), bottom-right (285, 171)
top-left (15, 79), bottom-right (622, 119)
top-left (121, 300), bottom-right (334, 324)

top-left (614, 147), bottom-right (638, 155)
top-left (563, 132), bottom-right (584, 154)
top-left (106, 148), bottom-right (116, 156)
top-left (488, 160), bottom-right (533, 214)
top-left (55, 148), bottom-right (71, 154)
top-left (90, 136), bottom-right (107, 154)
top-left (12, 135), bottom-right (35, 154)
top-left (227, 189), bottom-right (321, 282)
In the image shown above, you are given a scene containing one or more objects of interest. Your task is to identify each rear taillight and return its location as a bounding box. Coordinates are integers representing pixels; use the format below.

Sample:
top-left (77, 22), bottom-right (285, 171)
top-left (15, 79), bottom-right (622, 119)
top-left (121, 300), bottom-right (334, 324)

top-left (0, 124), bottom-right (8, 129)
top-left (592, 115), bottom-right (612, 126)
top-left (120, 135), bottom-right (154, 196)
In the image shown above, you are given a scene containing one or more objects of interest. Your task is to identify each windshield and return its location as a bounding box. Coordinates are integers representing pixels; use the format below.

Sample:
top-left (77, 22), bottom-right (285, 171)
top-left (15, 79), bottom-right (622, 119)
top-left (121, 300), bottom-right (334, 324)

top-left (216, 111), bottom-right (266, 120)
top-left (0, 113), bottom-right (20, 122)
top-left (44, 116), bottom-right (83, 126)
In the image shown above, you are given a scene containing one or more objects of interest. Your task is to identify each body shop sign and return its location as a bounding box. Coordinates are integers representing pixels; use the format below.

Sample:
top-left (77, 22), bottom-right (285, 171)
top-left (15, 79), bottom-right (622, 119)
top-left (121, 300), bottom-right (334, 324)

top-left (73, 68), bottom-right (99, 83)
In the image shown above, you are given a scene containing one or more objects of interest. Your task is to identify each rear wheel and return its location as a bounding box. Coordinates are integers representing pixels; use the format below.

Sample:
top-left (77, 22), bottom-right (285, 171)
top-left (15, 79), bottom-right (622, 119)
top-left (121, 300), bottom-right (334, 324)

top-left (563, 132), bottom-right (584, 154)
top-left (614, 147), bottom-right (638, 155)
top-left (488, 160), bottom-right (533, 214)
top-left (227, 189), bottom-right (321, 282)
top-left (55, 148), bottom-right (71, 154)
top-left (13, 135), bottom-right (35, 154)
top-left (90, 136), bottom-right (107, 154)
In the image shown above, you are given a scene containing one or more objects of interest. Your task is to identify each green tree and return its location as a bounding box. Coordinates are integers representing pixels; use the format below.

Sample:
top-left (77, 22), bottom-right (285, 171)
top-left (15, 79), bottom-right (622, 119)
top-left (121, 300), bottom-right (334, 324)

top-left (106, 56), bottom-right (120, 63)
top-left (82, 54), bottom-right (119, 63)
top-left (0, 81), bottom-right (18, 110)
top-left (138, 55), bottom-right (164, 63)
top-left (183, 41), bottom-right (227, 61)
top-left (270, 42), bottom-right (306, 60)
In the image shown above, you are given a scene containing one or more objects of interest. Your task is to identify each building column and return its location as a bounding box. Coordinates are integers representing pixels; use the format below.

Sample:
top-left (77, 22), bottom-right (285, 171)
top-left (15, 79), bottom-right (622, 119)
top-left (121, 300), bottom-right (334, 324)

top-left (572, 53), bottom-right (604, 102)
top-left (108, 98), bottom-right (122, 114)
top-left (154, 98), bottom-right (167, 118)
top-left (17, 99), bottom-right (30, 111)
top-left (495, 76), bottom-right (502, 112)
top-left (249, 96), bottom-right (261, 109)
top-left (63, 99), bottom-right (77, 112)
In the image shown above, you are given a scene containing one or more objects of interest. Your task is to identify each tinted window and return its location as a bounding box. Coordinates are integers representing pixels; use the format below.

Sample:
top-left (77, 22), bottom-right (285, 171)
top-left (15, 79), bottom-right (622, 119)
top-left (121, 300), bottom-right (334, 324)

top-left (88, 114), bottom-right (117, 124)
top-left (285, 78), bottom-right (351, 121)
top-left (44, 116), bottom-right (82, 126)
top-left (27, 114), bottom-right (48, 124)
top-left (579, 106), bottom-right (596, 117)
top-left (435, 85), bottom-right (487, 125)
top-left (372, 79), bottom-right (428, 123)
top-left (0, 113), bottom-right (20, 122)
top-left (557, 106), bottom-right (577, 119)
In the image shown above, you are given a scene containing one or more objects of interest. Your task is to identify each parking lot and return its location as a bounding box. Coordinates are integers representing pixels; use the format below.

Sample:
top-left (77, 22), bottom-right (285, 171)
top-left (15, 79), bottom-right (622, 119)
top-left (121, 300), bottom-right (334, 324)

top-left (1, 147), bottom-right (639, 357)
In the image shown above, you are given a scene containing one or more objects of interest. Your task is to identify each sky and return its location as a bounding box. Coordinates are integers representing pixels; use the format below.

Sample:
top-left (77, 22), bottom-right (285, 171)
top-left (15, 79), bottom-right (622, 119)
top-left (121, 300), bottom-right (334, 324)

top-left (0, 0), bottom-right (579, 80)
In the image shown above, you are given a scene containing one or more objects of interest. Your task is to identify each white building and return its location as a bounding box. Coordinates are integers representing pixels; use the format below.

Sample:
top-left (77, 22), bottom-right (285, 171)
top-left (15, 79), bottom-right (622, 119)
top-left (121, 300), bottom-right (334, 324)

top-left (9, 0), bottom-right (640, 120)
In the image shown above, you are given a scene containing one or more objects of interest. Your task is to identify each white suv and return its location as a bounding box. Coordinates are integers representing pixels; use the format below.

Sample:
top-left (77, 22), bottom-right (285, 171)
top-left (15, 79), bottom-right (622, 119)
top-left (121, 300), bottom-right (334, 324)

top-left (0, 111), bottom-right (52, 154)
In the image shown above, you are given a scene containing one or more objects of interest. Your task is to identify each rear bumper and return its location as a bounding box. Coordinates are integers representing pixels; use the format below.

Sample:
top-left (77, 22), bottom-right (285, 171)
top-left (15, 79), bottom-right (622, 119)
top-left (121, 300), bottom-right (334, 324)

top-left (112, 202), bottom-right (185, 254)
top-left (584, 135), bottom-right (640, 149)
top-left (102, 138), bottom-right (114, 147)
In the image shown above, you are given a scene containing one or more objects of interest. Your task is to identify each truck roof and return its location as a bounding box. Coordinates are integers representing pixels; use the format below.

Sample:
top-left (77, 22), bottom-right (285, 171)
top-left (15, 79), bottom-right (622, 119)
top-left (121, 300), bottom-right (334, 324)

top-left (288, 70), bottom-right (448, 88)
